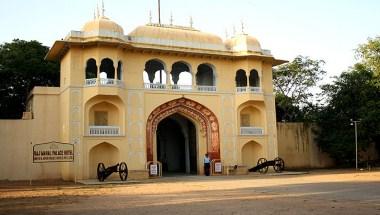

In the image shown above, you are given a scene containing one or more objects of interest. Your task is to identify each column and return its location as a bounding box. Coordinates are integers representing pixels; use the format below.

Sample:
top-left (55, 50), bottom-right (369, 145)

top-left (192, 72), bottom-right (196, 91)
top-left (166, 70), bottom-right (171, 88)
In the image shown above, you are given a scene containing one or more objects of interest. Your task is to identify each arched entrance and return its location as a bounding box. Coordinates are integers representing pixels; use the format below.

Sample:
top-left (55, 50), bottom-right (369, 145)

top-left (146, 98), bottom-right (220, 167)
top-left (241, 141), bottom-right (263, 168)
top-left (157, 114), bottom-right (197, 174)
top-left (89, 142), bottom-right (120, 179)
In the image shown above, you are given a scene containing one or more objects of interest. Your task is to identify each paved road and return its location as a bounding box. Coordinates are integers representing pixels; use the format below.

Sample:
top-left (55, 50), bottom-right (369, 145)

top-left (0, 170), bottom-right (379, 215)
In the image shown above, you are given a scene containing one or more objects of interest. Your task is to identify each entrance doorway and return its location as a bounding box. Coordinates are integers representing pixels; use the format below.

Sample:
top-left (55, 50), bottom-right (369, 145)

top-left (157, 114), bottom-right (197, 175)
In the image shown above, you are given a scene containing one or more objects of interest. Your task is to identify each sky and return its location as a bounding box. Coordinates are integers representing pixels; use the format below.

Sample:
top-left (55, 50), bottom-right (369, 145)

top-left (0, 0), bottom-right (379, 82)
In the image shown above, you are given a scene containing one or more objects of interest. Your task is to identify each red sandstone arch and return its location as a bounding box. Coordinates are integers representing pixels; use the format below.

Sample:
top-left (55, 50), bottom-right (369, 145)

top-left (146, 98), bottom-right (220, 161)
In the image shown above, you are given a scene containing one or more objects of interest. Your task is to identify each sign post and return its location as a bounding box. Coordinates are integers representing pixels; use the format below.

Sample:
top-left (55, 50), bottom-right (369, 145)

top-left (29, 142), bottom-right (32, 185)
top-left (146, 161), bottom-right (162, 178)
top-left (75, 151), bottom-right (80, 184)
top-left (211, 159), bottom-right (223, 175)
top-left (214, 162), bottom-right (222, 173)
top-left (33, 141), bottom-right (74, 163)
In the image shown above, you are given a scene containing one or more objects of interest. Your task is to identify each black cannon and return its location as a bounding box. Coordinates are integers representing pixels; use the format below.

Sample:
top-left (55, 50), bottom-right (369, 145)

top-left (248, 157), bottom-right (285, 174)
top-left (97, 162), bottom-right (128, 181)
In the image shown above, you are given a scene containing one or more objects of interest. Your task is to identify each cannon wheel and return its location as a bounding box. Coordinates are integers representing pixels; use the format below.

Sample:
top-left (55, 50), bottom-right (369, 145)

top-left (97, 162), bottom-right (106, 182)
top-left (119, 162), bottom-right (128, 181)
top-left (257, 158), bottom-right (268, 174)
top-left (273, 157), bottom-right (285, 173)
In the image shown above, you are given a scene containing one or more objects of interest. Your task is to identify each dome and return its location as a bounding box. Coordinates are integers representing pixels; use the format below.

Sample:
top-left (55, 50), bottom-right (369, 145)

top-left (82, 16), bottom-right (124, 35)
top-left (225, 34), bottom-right (262, 52)
top-left (128, 24), bottom-right (224, 49)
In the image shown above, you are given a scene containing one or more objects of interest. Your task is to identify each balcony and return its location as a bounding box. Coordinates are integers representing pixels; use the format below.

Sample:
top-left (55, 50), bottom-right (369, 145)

top-left (85, 78), bottom-right (125, 88)
top-left (170, 84), bottom-right (193, 91)
top-left (235, 86), bottom-right (264, 102)
top-left (240, 127), bottom-right (264, 136)
top-left (88, 126), bottom-right (120, 136)
top-left (236, 87), bottom-right (262, 93)
top-left (144, 83), bottom-right (166, 89)
top-left (143, 83), bottom-right (216, 92)
top-left (197, 85), bottom-right (217, 92)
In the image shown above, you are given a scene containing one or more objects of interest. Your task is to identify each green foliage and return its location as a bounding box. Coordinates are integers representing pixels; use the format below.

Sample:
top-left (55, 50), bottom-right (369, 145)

top-left (356, 36), bottom-right (380, 76)
top-left (273, 56), bottom-right (326, 122)
top-left (0, 39), bottom-right (59, 119)
top-left (315, 64), bottom-right (380, 165)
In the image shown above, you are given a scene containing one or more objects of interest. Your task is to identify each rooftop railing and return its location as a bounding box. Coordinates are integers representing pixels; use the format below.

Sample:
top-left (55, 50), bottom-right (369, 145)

top-left (143, 83), bottom-right (216, 92)
top-left (85, 78), bottom-right (125, 88)
top-left (88, 126), bottom-right (121, 136)
top-left (236, 86), bottom-right (262, 93)
top-left (240, 127), bottom-right (264, 136)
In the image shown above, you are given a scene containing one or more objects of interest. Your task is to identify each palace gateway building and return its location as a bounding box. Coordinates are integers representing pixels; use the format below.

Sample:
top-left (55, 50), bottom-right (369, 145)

top-left (0, 11), bottom-right (286, 180)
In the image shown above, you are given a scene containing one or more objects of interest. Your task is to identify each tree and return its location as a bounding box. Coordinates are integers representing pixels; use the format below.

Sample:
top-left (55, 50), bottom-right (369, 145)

top-left (273, 56), bottom-right (326, 122)
top-left (0, 39), bottom-right (59, 119)
top-left (315, 64), bottom-right (380, 166)
top-left (356, 36), bottom-right (380, 76)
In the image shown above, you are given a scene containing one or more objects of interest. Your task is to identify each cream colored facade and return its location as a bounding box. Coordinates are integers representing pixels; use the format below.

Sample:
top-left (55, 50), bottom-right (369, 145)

top-left (1, 13), bottom-right (287, 180)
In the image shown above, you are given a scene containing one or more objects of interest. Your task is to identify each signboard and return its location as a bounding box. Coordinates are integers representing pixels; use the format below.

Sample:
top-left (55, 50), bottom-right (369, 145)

top-left (214, 162), bottom-right (222, 173)
top-left (150, 164), bottom-right (158, 176)
top-left (33, 141), bottom-right (74, 163)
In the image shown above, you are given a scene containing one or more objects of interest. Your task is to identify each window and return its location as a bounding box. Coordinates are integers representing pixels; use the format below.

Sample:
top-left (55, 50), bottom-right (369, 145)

top-left (249, 69), bottom-right (260, 87)
top-left (196, 64), bottom-right (215, 86)
top-left (235, 69), bottom-right (247, 87)
top-left (171, 61), bottom-right (191, 85)
top-left (144, 59), bottom-right (165, 84)
top-left (100, 58), bottom-right (115, 79)
top-left (85, 58), bottom-right (97, 79)
top-left (95, 111), bottom-right (108, 126)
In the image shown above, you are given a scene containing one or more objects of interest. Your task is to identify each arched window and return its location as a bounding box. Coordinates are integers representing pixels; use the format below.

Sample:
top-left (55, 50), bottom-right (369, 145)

top-left (239, 104), bottom-right (264, 135)
top-left (117, 61), bottom-right (123, 80)
top-left (196, 64), bottom-right (215, 86)
top-left (171, 61), bottom-right (191, 85)
top-left (235, 69), bottom-right (247, 87)
top-left (89, 101), bottom-right (119, 126)
top-left (240, 106), bottom-right (262, 127)
top-left (85, 58), bottom-right (97, 79)
top-left (249, 69), bottom-right (260, 87)
top-left (144, 59), bottom-right (166, 84)
top-left (100, 58), bottom-right (115, 79)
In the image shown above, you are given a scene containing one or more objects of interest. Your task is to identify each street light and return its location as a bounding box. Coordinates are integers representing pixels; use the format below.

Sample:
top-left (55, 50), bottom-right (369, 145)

top-left (350, 119), bottom-right (361, 170)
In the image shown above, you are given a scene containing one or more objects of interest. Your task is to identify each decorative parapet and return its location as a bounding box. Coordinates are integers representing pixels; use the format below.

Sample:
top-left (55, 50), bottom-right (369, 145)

top-left (88, 126), bottom-right (120, 136)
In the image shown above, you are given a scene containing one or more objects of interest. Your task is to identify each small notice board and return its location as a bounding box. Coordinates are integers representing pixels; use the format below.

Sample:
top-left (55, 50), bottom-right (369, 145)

top-left (214, 162), bottom-right (222, 173)
top-left (149, 163), bottom-right (158, 176)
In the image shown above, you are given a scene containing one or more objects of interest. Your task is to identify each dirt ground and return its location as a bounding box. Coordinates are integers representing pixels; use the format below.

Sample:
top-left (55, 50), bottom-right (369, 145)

top-left (1, 170), bottom-right (380, 215)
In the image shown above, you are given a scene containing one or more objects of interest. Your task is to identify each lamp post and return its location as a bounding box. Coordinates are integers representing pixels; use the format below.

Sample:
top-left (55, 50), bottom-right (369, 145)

top-left (350, 119), bottom-right (360, 170)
